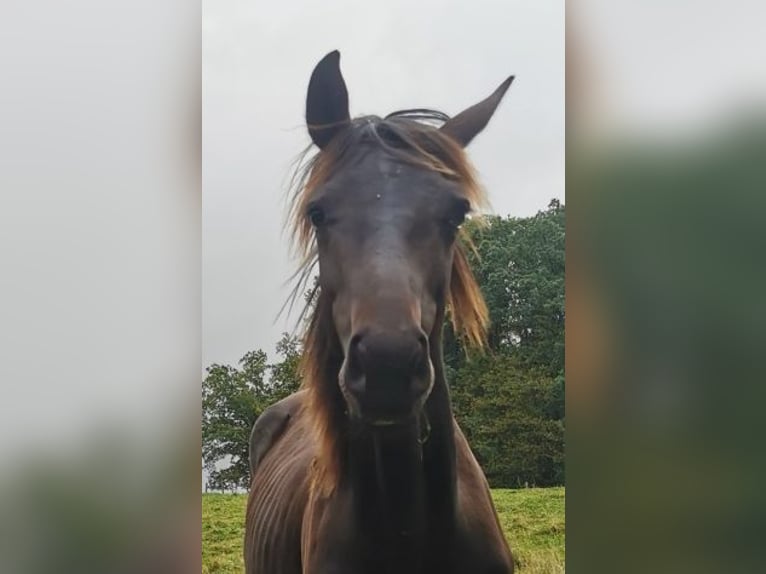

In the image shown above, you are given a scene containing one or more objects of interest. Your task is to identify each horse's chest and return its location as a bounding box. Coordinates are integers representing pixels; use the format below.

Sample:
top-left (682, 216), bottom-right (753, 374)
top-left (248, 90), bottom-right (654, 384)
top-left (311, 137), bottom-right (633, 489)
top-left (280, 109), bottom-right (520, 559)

top-left (302, 501), bottom-right (511, 574)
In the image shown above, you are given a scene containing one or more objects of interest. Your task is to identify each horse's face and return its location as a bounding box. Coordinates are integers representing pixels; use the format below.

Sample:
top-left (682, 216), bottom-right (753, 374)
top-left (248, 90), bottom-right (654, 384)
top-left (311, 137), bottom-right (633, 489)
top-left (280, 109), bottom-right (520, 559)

top-left (308, 149), bottom-right (469, 424)
top-left (303, 51), bottom-right (512, 425)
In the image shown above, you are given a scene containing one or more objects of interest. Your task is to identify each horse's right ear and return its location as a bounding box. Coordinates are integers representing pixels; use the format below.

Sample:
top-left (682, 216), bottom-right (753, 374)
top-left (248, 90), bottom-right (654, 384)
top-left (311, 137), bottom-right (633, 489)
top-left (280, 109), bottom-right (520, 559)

top-left (306, 50), bottom-right (351, 150)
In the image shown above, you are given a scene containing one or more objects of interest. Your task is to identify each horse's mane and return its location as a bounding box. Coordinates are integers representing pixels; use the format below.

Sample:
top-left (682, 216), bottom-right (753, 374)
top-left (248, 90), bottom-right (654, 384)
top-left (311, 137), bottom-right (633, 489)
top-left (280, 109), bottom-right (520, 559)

top-left (284, 111), bottom-right (490, 491)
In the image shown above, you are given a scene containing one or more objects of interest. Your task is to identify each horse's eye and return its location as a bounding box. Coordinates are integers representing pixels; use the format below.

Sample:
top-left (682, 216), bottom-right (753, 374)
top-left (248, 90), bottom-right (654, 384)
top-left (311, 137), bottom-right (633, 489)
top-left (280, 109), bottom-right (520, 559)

top-left (307, 205), bottom-right (326, 227)
top-left (448, 211), bottom-right (467, 229)
top-left (446, 199), bottom-right (471, 229)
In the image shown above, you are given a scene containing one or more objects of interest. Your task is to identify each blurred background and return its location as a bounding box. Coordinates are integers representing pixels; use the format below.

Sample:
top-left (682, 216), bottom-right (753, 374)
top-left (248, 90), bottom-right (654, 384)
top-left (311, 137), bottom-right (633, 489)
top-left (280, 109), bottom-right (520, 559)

top-left (567, 1), bottom-right (766, 572)
top-left (0, 1), bottom-right (201, 573)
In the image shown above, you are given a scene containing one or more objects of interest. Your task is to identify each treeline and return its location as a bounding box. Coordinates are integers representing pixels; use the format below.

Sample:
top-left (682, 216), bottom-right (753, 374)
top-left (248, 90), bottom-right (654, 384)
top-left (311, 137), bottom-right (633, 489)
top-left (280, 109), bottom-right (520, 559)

top-left (202, 200), bottom-right (564, 490)
top-left (447, 199), bottom-right (564, 487)
top-left (202, 335), bottom-right (302, 491)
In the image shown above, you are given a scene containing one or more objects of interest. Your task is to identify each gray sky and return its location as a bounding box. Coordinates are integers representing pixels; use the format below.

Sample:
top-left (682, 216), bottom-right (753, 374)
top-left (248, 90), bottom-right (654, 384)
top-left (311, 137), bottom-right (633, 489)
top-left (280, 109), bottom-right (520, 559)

top-left (202, 0), bottom-right (564, 367)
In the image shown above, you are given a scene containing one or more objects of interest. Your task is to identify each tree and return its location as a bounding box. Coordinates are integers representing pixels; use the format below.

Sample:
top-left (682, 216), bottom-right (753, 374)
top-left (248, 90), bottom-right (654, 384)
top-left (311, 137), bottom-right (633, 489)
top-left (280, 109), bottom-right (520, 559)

top-left (201, 335), bottom-right (303, 490)
top-left (268, 333), bottom-right (302, 401)
top-left (451, 353), bottom-right (564, 487)
top-left (202, 355), bottom-right (265, 491)
top-left (473, 200), bottom-right (564, 373)
top-left (445, 200), bottom-right (565, 487)
top-left (446, 200), bottom-right (565, 377)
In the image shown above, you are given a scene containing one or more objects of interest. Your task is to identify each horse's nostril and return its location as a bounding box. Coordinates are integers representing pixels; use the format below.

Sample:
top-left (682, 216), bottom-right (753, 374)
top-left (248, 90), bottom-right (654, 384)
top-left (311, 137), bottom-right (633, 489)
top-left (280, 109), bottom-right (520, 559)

top-left (347, 329), bottom-right (428, 378)
top-left (345, 328), bottom-right (432, 419)
top-left (347, 333), bottom-right (366, 378)
top-left (410, 334), bottom-right (429, 373)
top-left (417, 333), bottom-right (428, 354)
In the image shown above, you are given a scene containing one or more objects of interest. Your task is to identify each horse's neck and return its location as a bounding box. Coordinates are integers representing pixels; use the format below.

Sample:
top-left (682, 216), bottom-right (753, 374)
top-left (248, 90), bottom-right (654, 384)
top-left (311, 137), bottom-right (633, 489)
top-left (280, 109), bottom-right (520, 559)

top-left (349, 423), bottom-right (427, 536)
top-left (346, 372), bottom-right (457, 571)
top-left (421, 370), bottom-right (458, 531)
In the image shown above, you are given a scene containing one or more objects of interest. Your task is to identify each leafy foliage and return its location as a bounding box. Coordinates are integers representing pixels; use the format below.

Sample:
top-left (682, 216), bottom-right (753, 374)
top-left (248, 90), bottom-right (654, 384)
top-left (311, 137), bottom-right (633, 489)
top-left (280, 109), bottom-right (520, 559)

top-left (451, 354), bottom-right (564, 487)
top-left (202, 335), bottom-right (301, 491)
top-left (450, 199), bottom-right (564, 374)
top-left (447, 200), bottom-right (565, 487)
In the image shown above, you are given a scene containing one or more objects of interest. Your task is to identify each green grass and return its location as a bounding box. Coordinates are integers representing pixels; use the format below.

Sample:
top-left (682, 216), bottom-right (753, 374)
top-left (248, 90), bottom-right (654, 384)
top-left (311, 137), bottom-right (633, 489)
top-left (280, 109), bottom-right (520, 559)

top-left (492, 487), bottom-right (565, 573)
top-left (203, 494), bottom-right (250, 574)
top-left (203, 487), bottom-right (564, 573)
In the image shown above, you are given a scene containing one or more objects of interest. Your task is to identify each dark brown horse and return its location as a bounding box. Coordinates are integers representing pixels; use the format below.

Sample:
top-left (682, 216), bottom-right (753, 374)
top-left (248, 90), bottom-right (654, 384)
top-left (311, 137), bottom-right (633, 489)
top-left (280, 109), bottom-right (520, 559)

top-left (245, 51), bottom-right (514, 574)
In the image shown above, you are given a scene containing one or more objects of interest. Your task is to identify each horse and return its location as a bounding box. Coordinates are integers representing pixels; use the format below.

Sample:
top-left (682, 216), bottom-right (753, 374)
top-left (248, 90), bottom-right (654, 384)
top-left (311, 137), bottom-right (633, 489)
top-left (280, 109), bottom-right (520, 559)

top-left (245, 50), bottom-right (515, 574)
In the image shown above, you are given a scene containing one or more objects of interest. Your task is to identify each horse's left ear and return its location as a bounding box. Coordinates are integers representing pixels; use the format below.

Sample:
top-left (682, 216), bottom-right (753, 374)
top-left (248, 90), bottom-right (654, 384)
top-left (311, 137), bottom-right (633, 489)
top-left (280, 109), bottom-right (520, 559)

top-left (306, 50), bottom-right (351, 149)
top-left (440, 76), bottom-right (515, 147)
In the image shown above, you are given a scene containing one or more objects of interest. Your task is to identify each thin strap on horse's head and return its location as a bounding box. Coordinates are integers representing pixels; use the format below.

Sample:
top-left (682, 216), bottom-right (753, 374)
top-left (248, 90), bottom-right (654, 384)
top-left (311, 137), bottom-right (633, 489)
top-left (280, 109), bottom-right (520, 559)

top-left (418, 411), bottom-right (431, 447)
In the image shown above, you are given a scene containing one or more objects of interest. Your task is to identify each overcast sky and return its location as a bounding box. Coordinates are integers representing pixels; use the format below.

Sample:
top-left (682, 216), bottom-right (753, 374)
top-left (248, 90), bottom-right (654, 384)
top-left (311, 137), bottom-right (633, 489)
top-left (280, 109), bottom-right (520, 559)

top-left (202, 0), bottom-right (565, 367)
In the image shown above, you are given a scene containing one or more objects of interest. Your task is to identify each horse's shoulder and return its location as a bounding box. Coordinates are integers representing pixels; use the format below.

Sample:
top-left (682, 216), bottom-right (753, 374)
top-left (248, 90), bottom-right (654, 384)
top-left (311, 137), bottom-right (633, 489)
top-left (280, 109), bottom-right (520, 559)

top-left (249, 390), bottom-right (307, 475)
top-left (453, 418), bottom-right (515, 573)
top-left (452, 418), bottom-right (487, 485)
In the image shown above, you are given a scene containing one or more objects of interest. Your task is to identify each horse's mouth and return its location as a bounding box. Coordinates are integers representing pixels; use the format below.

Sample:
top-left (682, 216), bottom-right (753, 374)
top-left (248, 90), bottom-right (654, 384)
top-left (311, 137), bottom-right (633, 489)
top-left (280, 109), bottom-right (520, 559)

top-left (367, 418), bottom-right (409, 427)
top-left (346, 393), bottom-right (427, 429)
top-left (338, 360), bottom-right (434, 427)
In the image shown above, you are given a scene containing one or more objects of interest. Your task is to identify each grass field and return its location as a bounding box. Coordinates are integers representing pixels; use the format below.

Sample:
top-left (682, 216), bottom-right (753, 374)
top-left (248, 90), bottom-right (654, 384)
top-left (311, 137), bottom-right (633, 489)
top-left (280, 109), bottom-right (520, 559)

top-left (203, 487), bottom-right (564, 573)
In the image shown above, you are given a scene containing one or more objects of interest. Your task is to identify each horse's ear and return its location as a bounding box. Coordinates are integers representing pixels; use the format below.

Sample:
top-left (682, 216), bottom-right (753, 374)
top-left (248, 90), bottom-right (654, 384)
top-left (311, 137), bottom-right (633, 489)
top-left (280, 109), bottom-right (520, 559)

top-left (306, 50), bottom-right (351, 149)
top-left (440, 76), bottom-right (515, 147)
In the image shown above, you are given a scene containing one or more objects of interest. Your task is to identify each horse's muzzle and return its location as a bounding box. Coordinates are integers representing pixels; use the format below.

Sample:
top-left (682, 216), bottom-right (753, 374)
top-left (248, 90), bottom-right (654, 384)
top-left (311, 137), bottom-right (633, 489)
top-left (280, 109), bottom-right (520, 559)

top-left (342, 327), bottom-right (433, 423)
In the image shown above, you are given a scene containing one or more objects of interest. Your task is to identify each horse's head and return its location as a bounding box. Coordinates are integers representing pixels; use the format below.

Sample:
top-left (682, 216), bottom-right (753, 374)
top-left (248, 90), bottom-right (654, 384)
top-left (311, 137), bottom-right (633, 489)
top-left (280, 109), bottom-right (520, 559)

top-left (298, 51), bottom-right (512, 426)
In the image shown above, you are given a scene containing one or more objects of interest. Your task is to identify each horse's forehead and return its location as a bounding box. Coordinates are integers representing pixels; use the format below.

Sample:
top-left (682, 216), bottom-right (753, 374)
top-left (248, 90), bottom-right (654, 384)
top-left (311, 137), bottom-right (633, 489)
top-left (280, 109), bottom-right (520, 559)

top-left (329, 150), bottom-right (448, 205)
